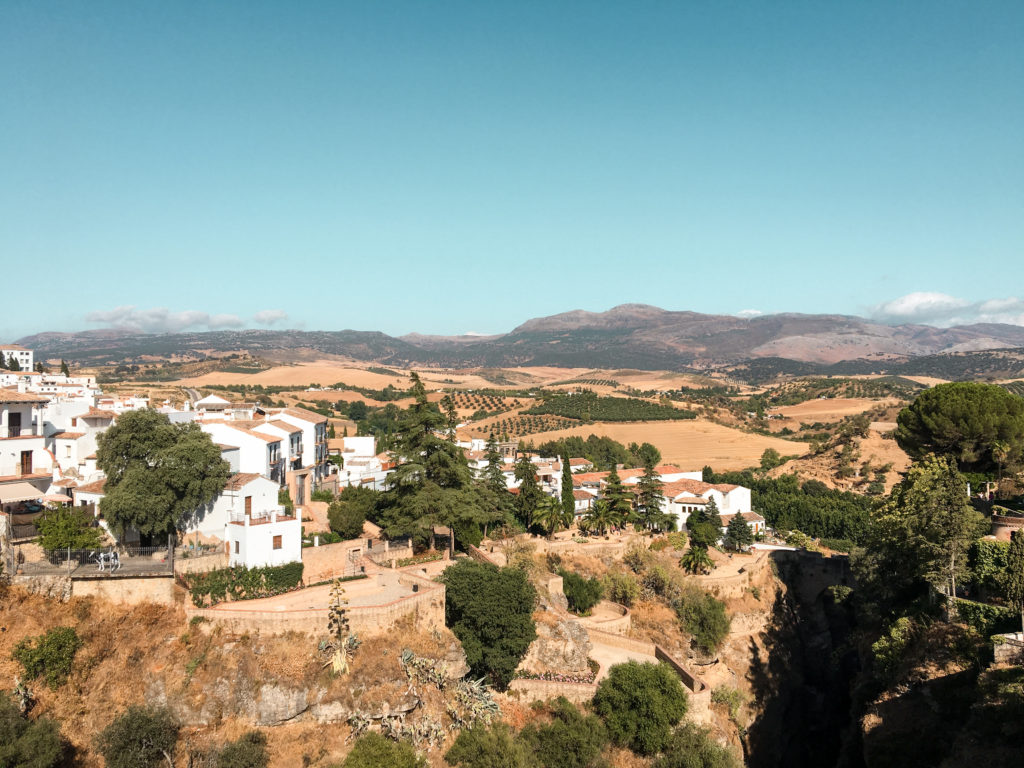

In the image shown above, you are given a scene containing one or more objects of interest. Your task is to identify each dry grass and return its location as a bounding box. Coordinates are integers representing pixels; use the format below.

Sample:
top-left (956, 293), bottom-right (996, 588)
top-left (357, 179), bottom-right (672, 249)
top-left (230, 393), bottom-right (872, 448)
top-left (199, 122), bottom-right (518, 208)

top-left (510, 419), bottom-right (804, 471)
top-left (770, 397), bottom-right (900, 423)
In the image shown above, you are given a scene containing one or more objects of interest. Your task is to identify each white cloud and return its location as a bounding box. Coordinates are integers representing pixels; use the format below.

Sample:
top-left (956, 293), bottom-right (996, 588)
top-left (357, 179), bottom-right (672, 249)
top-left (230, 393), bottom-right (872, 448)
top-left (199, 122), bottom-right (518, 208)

top-left (871, 292), bottom-right (1024, 327)
top-left (85, 306), bottom-right (242, 333)
top-left (736, 309), bottom-right (763, 318)
top-left (253, 309), bottom-right (288, 326)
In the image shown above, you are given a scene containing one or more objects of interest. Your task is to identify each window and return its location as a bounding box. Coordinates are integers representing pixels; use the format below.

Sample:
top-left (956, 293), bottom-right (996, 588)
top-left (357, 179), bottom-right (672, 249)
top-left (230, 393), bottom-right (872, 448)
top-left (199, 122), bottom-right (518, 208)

top-left (234, 541), bottom-right (240, 554)
top-left (273, 535), bottom-right (282, 550)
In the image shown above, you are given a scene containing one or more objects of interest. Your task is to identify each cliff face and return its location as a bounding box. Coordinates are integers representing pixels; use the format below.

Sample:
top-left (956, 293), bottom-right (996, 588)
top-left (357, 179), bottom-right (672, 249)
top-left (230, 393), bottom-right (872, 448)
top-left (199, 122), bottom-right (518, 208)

top-left (709, 551), bottom-right (859, 768)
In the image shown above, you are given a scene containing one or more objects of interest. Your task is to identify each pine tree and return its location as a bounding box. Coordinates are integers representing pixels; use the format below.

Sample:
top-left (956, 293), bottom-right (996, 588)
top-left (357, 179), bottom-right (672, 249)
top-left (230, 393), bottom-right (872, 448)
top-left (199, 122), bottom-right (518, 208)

top-left (725, 512), bottom-right (753, 551)
top-left (1004, 530), bottom-right (1024, 635)
top-left (560, 454), bottom-right (576, 524)
top-left (603, 465), bottom-right (633, 528)
top-left (514, 454), bottom-right (543, 531)
top-left (7, 355), bottom-right (20, 371)
top-left (635, 459), bottom-right (665, 531)
top-left (705, 496), bottom-right (722, 529)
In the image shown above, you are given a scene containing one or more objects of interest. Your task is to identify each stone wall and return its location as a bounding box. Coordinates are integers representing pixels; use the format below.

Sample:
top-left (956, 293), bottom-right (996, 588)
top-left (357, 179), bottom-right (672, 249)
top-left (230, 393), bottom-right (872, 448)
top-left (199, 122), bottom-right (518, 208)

top-left (508, 678), bottom-right (598, 704)
top-left (12, 573), bottom-right (72, 601)
top-left (174, 550), bottom-right (227, 575)
top-left (73, 575), bottom-right (178, 605)
top-left (994, 632), bottom-right (1024, 665)
top-left (301, 540), bottom-right (367, 583)
top-left (186, 575), bottom-right (445, 638)
top-left (578, 601), bottom-right (631, 636)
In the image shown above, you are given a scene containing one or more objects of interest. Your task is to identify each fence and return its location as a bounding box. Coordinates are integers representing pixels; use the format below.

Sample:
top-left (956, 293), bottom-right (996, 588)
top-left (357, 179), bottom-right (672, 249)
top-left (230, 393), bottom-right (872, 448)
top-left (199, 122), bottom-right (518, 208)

top-left (34, 545), bottom-right (174, 577)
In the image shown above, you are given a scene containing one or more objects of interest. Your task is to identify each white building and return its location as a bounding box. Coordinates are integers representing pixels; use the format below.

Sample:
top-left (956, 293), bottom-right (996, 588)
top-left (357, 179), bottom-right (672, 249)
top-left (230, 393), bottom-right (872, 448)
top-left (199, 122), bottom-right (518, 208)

top-left (199, 422), bottom-right (284, 483)
top-left (207, 473), bottom-right (301, 568)
top-left (0, 390), bottom-right (55, 511)
top-left (659, 479), bottom-right (753, 531)
top-left (0, 345), bottom-right (33, 372)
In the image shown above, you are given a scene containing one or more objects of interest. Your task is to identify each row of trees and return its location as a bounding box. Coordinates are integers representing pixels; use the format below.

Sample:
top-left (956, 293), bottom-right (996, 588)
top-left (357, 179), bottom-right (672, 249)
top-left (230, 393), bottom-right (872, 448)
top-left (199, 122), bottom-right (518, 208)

top-left (526, 391), bottom-right (697, 422)
top-left (534, 434), bottom-right (661, 471)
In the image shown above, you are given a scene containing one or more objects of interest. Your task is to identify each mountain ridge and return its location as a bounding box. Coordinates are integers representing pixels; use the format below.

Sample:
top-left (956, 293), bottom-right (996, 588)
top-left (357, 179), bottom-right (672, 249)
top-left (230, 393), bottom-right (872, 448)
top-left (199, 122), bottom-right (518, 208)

top-left (15, 304), bottom-right (1024, 372)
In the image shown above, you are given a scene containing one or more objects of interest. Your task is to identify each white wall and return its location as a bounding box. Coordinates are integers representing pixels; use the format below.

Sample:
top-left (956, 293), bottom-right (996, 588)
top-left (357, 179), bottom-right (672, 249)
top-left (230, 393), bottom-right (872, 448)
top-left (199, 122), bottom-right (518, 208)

top-left (226, 511), bottom-right (302, 568)
top-left (189, 475), bottom-right (281, 539)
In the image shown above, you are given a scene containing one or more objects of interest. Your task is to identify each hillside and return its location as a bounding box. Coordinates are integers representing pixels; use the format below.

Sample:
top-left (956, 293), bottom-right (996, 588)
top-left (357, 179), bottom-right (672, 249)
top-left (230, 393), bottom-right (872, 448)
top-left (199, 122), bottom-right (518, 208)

top-left (18, 305), bottom-right (1024, 378)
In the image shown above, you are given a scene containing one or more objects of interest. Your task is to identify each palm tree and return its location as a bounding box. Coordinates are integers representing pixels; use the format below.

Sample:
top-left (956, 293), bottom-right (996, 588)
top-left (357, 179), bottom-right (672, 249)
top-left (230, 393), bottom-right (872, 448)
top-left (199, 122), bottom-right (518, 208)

top-left (534, 496), bottom-right (566, 539)
top-left (680, 546), bottom-right (714, 575)
top-left (583, 499), bottom-right (613, 536)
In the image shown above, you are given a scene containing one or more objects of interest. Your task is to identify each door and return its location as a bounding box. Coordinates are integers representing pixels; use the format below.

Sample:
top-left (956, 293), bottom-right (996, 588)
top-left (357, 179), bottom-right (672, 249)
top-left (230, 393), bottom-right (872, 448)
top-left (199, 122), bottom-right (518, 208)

top-left (245, 496), bottom-right (252, 516)
top-left (20, 451), bottom-right (31, 476)
top-left (8, 412), bottom-right (21, 438)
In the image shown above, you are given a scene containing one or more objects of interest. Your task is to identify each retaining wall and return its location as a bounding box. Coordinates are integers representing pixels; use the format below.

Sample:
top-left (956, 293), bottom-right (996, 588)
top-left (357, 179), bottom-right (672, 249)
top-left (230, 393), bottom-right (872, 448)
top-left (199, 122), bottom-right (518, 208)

top-left (994, 632), bottom-right (1024, 665)
top-left (578, 601), bottom-right (631, 635)
top-left (508, 678), bottom-right (598, 704)
top-left (73, 575), bottom-right (178, 605)
top-left (174, 550), bottom-right (226, 575)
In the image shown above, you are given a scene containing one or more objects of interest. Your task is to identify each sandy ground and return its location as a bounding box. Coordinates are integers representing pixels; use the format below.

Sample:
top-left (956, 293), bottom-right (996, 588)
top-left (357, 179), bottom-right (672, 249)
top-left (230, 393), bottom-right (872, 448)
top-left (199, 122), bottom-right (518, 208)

top-left (770, 397), bottom-right (900, 423)
top-left (510, 419), bottom-right (804, 471)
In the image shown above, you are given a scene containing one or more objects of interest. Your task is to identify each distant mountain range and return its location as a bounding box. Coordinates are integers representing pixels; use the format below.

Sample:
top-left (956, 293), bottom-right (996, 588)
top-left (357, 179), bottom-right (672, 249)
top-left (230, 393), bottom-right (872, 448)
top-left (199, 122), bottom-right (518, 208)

top-left (17, 304), bottom-right (1024, 379)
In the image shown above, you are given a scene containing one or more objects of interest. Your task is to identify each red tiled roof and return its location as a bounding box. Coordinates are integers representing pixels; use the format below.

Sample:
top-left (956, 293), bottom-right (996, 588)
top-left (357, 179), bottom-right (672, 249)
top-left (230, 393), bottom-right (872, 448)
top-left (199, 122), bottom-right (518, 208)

top-left (740, 511), bottom-right (765, 522)
top-left (50, 431), bottom-right (85, 439)
top-left (224, 472), bottom-right (262, 491)
top-left (0, 388), bottom-right (50, 403)
top-left (81, 407), bottom-right (116, 420)
top-left (572, 464), bottom-right (684, 485)
top-left (75, 479), bottom-right (106, 494)
top-left (282, 407), bottom-right (328, 424)
top-left (573, 490), bottom-right (595, 501)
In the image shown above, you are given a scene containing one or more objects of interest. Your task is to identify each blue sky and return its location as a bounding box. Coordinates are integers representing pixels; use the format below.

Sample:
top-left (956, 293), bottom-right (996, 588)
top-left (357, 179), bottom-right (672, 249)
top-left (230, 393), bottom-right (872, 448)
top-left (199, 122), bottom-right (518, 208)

top-left (2, 1), bottom-right (1022, 339)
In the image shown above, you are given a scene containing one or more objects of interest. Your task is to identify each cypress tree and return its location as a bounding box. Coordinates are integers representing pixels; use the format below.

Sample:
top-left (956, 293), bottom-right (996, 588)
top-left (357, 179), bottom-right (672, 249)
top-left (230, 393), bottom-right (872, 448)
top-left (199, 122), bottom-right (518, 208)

top-left (560, 454), bottom-right (576, 523)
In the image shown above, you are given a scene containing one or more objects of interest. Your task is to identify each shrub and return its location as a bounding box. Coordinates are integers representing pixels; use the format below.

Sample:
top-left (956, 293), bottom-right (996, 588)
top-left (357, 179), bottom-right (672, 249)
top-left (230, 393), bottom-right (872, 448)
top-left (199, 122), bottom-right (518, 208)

top-left (953, 598), bottom-right (1018, 636)
top-left (12, 626), bottom-right (82, 689)
top-left (872, 616), bottom-right (918, 681)
top-left (653, 722), bottom-right (741, 768)
top-left (187, 562), bottom-right (304, 607)
top-left (711, 686), bottom-right (745, 722)
top-left (444, 722), bottom-right (535, 768)
top-left (442, 560), bottom-right (537, 690)
top-left (216, 730), bottom-right (269, 768)
top-left (520, 697), bottom-right (607, 768)
top-left (311, 489), bottom-right (335, 502)
top-left (96, 705), bottom-right (179, 768)
top-left (328, 500), bottom-right (366, 540)
top-left (341, 733), bottom-right (425, 768)
top-left (592, 661), bottom-right (688, 756)
top-left (675, 588), bottom-right (730, 656)
top-left (603, 571), bottom-right (640, 607)
top-left (0, 692), bottom-right (66, 768)
top-left (558, 569), bottom-right (603, 615)
top-left (36, 506), bottom-right (103, 551)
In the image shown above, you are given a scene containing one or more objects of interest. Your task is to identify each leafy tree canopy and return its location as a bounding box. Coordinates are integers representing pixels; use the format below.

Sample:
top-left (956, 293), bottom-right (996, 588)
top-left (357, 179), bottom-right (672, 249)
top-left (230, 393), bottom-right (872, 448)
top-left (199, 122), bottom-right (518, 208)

top-left (592, 661), bottom-right (688, 755)
top-left (95, 705), bottom-right (179, 768)
top-left (96, 410), bottom-right (230, 538)
top-left (216, 731), bottom-right (269, 768)
top-left (895, 382), bottom-right (1024, 475)
top-left (328, 486), bottom-right (378, 539)
top-left (441, 559), bottom-right (537, 690)
top-left (653, 722), bottom-right (741, 768)
top-left (340, 733), bottom-right (425, 768)
top-left (0, 692), bottom-right (67, 768)
top-left (445, 722), bottom-right (536, 768)
top-left (36, 506), bottom-right (103, 551)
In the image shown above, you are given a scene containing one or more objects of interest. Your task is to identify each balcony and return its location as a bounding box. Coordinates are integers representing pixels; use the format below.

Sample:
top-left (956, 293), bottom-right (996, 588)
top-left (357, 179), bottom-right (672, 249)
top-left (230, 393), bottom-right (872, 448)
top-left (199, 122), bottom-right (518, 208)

top-left (229, 507), bottom-right (295, 526)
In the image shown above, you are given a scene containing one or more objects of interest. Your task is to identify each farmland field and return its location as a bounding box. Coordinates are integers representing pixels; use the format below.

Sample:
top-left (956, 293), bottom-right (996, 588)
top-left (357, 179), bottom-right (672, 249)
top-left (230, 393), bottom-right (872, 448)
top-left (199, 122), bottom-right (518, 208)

top-left (770, 397), bottom-right (901, 423)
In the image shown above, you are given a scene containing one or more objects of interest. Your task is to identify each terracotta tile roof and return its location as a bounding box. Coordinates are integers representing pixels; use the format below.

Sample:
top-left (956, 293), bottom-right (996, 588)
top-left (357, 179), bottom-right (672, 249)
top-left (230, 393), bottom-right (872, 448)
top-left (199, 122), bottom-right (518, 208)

top-left (282, 407), bottom-right (328, 424)
top-left (75, 479), bottom-right (106, 494)
top-left (224, 472), bottom-right (263, 491)
top-left (740, 511), bottom-right (765, 522)
top-left (81, 407), bottom-right (116, 419)
top-left (571, 464), bottom-right (684, 485)
top-left (50, 431), bottom-right (85, 439)
top-left (569, 458), bottom-right (592, 466)
top-left (218, 424), bottom-right (282, 444)
top-left (264, 420), bottom-right (302, 435)
top-left (0, 388), bottom-right (50, 403)
top-left (573, 490), bottom-right (595, 501)
top-left (54, 478), bottom-right (78, 487)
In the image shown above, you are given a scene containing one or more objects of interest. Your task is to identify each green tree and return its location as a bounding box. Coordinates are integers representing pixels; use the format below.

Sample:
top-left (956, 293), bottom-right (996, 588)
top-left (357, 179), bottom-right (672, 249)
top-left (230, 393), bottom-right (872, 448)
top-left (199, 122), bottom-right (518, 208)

top-left (97, 410), bottom-right (230, 539)
top-left (12, 627), bottom-right (82, 689)
top-left (680, 546), bottom-right (714, 575)
top-left (96, 705), bottom-right (178, 768)
top-left (723, 512), bottom-right (753, 552)
top-left (675, 587), bottom-right (731, 655)
top-left (558, 568), bottom-right (604, 615)
top-left (635, 459), bottom-right (666, 532)
top-left (560, 455), bottom-right (576, 523)
top-left (341, 733), bottom-right (425, 768)
top-left (861, 454), bottom-right (985, 614)
top-left (441, 559), bottom-right (536, 690)
top-left (520, 697), bottom-right (607, 768)
top-left (7, 356), bottom-right (20, 371)
top-left (383, 373), bottom-right (478, 555)
top-left (534, 495), bottom-right (571, 538)
top-left (216, 731), bottom-right (269, 768)
top-left (348, 401), bottom-right (368, 421)
top-left (581, 498), bottom-right (614, 536)
top-left (895, 382), bottom-right (1024, 475)
top-left (60, 360), bottom-right (70, 377)
top-left (759, 448), bottom-right (783, 471)
top-left (654, 722), bottom-right (740, 768)
top-left (592, 661), bottom-right (688, 756)
top-left (513, 454), bottom-right (543, 531)
top-left (1003, 530), bottom-right (1024, 635)
top-left (328, 486), bottom-right (378, 539)
top-left (445, 722), bottom-right (536, 768)
top-left (0, 692), bottom-right (66, 768)
top-left (36, 506), bottom-right (103, 551)
top-left (603, 465), bottom-right (633, 527)
top-left (704, 497), bottom-right (722, 529)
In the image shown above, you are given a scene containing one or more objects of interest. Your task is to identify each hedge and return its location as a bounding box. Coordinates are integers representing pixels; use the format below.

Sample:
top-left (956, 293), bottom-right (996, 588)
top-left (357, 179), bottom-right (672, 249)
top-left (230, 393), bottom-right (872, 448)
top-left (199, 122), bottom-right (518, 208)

top-left (954, 598), bottom-right (1018, 636)
top-left (187, 562), bottom-right (304, 607)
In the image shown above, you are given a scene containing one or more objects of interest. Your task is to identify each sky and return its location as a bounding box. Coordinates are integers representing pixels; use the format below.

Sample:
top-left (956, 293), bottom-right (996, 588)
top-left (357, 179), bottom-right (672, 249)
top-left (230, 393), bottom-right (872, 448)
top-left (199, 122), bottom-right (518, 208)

top-left (2, 1), bottom-right (1022, 340)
